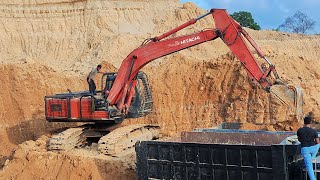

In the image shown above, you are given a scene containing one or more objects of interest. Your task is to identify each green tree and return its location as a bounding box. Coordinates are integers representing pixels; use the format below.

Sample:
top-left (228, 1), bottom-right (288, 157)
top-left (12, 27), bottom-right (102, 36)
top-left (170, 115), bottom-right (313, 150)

top-left (231, 11), bottom-right (261, 30)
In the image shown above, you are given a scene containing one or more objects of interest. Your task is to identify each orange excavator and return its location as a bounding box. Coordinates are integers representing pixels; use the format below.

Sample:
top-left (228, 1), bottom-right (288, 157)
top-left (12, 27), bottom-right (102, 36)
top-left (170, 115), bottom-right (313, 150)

top-left (44, 9), bottom-right (303, 156)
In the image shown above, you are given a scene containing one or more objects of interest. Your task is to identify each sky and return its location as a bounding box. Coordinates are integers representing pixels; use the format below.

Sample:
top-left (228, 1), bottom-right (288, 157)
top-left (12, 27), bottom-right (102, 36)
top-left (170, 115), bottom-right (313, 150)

top-left (180, 0), bottom-right (320, 34)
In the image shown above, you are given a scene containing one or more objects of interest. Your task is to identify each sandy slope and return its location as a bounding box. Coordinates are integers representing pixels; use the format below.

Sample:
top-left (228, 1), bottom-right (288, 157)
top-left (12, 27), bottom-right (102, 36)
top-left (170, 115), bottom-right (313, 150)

top-left (0, 0), bottom-right (319, 179)
top-left (0, 136), bottom-right (137, 180)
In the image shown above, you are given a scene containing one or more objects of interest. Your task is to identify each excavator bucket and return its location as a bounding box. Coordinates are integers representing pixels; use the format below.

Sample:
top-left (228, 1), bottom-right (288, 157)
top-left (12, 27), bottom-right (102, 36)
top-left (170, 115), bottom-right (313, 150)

top-left (269, 85), bottom-right (304, 121)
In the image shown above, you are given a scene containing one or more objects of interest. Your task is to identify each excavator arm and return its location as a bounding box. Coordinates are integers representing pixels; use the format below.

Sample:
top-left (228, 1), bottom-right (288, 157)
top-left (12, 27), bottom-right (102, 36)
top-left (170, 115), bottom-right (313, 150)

top-left (106, 9), bottom-right (303, 119)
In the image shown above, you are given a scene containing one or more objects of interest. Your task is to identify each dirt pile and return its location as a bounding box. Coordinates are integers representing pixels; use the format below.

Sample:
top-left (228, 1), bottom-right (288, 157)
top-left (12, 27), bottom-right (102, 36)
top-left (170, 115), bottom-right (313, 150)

top-left (0, 0), bottom-right (319, 179)
top-left (0, 135), bottom-right (136, 180)
top-left (0, 62), bottom-right (87, 167)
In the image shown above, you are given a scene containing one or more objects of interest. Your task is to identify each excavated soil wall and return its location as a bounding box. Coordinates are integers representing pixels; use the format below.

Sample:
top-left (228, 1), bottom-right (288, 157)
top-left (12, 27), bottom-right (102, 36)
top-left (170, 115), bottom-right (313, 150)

top-left (0, 62), bottom-right (85, 166)
top-left (0, 0), bottom-right (319, 179)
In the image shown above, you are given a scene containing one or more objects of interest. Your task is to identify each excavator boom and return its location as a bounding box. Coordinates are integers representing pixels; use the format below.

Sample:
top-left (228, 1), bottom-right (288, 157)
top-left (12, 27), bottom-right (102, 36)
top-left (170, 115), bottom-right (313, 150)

top-left (106, 9), bottom-right (303, 120)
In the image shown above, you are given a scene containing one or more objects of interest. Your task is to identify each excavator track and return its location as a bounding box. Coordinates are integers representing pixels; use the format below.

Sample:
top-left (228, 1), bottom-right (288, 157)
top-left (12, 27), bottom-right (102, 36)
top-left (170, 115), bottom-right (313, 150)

top-left (98, 124), bottom-right (160, 156)
top-left (48, 127), bottom-right (87, 151)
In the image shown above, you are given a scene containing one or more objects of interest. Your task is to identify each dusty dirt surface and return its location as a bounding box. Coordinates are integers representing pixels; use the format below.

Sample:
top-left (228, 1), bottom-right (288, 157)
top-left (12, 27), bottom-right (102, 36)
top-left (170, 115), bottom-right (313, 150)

top-left (0, 136), bottom-right (137, 180)
top-left (0, 0), bottom-right (319, 179)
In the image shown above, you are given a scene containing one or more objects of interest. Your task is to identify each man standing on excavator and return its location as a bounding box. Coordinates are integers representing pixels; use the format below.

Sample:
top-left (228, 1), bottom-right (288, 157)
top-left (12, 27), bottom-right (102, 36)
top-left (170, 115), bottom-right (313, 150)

top-left (87, 64), bottom-right (103, 95)
top-left (297, 115), bottom-right (320, 180)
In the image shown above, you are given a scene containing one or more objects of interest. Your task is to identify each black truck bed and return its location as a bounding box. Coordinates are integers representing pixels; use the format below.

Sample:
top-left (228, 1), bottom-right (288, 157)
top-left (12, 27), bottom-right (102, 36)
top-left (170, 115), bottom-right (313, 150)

top-left (135, 129), bottom-right (308, 180)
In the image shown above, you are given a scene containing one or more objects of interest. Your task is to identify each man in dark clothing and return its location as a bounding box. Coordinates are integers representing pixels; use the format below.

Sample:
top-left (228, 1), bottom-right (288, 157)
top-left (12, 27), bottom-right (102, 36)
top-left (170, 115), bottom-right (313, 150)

top-left (87, 65), bottom-right (103, 95)
top-left (297, 116), bottom-right (320, 180)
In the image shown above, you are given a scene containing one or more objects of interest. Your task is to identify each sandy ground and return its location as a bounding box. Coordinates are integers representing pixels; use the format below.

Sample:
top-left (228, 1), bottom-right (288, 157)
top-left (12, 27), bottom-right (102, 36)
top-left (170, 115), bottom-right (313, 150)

top-left (0, 0), bottom-right (319, 179)
top-left (0, 136), bottom-right (137, 180)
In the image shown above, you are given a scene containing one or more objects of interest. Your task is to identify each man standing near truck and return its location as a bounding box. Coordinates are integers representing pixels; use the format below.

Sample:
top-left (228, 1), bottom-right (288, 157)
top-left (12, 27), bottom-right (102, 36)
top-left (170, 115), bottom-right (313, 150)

top-left (297, 116), bottom-right (320, 180)
top-left (87, 64), bottom-right (103, 95)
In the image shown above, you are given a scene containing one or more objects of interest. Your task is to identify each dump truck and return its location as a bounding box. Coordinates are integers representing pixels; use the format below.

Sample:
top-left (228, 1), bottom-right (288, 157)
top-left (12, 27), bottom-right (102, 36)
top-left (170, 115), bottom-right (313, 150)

top-left (135, 123), bottom-right (315, 180)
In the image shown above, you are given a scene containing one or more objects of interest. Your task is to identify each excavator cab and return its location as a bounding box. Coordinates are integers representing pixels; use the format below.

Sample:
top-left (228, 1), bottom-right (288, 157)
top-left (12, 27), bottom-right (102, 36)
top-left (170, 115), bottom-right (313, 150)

top-left (101, 72), bottom-right (117, 98)
top-left (101, 71), bottom-right (154, 119)
top-left (126, 72), bottom-right (154, 118)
